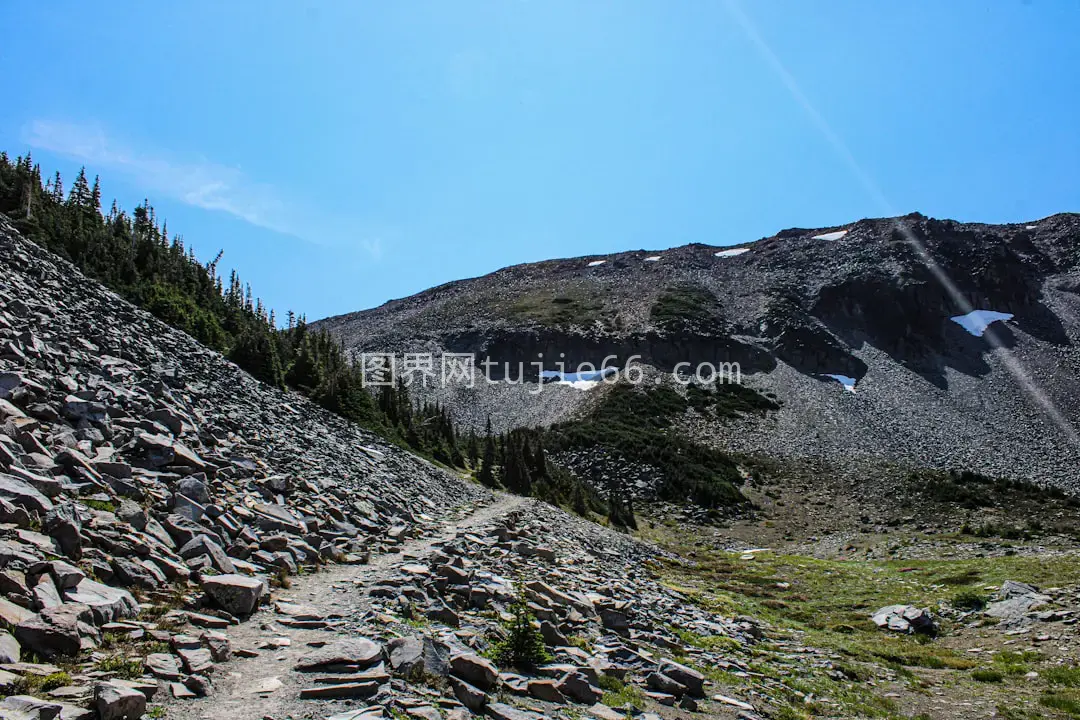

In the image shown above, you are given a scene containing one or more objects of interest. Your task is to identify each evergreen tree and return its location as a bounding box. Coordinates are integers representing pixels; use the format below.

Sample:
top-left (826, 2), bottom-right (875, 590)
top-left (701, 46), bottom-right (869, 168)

top-left (50, 171), bottom-right (63, 203)
top-left (68, 167), bottom-right (90, 208)
top-left (466, 428), bottom-right (479, 468)
top-left (478, 418), bottom-right (498, 487)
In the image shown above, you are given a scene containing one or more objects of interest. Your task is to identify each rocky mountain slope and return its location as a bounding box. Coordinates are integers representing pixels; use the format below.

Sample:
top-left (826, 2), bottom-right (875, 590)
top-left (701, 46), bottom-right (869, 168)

top-left (316, 212), bottom-right (1080, 489)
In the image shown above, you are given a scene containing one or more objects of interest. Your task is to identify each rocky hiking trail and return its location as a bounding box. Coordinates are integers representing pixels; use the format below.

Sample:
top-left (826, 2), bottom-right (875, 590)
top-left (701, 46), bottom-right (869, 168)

top-left (167, 493), bottom-right (529, 720)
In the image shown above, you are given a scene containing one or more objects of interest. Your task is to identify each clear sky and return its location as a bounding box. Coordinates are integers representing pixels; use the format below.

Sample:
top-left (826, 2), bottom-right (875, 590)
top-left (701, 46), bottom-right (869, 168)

top-left (1, 1), bottom-right (1077, 320)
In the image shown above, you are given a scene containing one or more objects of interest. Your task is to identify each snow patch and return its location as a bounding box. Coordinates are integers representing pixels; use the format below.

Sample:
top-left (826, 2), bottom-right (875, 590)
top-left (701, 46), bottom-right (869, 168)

top-left (540, 366), bottom-right (617, 390)
top-left (823, 374), bottom-right (857, 393)
top-left (1025, 225), bottom-right (1037, 230)
top-left (812, 230), bottom-right (848, 241)
top-left (643, 256), bottom-right (661, 262)
top-left (950, 310), bottom-right (1014, 337)
top-left (714, 248), bottom-right (750, 258)
top-left (586, 260), bottom-right (606, 267)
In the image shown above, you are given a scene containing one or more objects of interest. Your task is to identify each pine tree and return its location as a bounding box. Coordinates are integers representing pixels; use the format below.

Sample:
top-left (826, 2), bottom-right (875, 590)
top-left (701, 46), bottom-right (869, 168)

top-left (466, 429), bottom-right (479, 468)
top-left (90, 175), bottom-right (101, 212)
top-left (68, 167), bottom-right (90, 208)
top-left (478, 418), bottom-right (498, 487)
top-left (50, 171), bottom-right (64, 203)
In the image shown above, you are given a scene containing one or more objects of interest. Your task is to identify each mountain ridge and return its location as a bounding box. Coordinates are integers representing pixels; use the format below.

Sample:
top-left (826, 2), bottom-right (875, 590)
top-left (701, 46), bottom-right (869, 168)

top-left (316, 211), bottom-right (1080, 490)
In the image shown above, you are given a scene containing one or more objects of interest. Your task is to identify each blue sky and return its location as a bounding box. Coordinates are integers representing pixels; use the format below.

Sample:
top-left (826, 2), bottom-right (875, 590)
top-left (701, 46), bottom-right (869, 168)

top-left (2, 1), bottom-right (1077, 320)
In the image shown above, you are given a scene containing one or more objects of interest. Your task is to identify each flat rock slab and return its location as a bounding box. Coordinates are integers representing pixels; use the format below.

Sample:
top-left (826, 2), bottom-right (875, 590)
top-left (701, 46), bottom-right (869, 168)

top-left (485, 702), bottom-right (546, 720)
top-left (274, 602), bottom-right (324, 621)
top-left (248, 677), bottom-right (283, 695)
top-left (298, 681), bottom-right (379, 699)
top-left (295, 638), bottom-right (383, 672)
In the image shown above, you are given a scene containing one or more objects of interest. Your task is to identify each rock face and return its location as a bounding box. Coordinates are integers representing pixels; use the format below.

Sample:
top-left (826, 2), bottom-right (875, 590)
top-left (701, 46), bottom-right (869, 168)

top-left (315, 212), bottom-right (1080, 491)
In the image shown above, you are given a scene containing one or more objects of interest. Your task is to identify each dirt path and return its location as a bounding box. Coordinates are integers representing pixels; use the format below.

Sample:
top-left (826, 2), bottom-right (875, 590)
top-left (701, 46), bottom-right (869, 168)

top-left (166, 493), bottom-right (530, 720)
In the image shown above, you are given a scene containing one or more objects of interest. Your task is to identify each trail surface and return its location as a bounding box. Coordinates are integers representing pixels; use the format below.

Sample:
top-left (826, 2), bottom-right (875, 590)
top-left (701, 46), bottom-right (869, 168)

top-left (167, 493), bottom-right (529, 720)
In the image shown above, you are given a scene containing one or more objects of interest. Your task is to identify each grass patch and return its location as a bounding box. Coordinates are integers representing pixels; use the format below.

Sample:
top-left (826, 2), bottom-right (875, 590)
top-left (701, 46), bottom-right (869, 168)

top-left (1045, 666), bottom-right (1080, 687)
top-left (96, 655), bottom-right (144, 679)
top-left (599, 675), bottom-right (645, 710)
top-left (651, 284), bottom-right (723, 332)
top-left (1042, 691), bottom-right (1080, 717)
top-left (11, 671), bottom-right (72, 695)
top-left (507, 290), bottom-right (605, 328)
top-left (82, 498), bottom-right (116, 512)
top-left (951, 589), bottom-right (987, 610)
top-left (545, 383), bottom-right (774, 509)
top-left (972, 668), bottom-right (1005, 683)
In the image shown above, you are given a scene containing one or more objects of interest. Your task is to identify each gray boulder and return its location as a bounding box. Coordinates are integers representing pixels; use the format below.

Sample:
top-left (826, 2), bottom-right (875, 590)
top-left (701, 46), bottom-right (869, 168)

top-left (871, 605), bottom-right (936, 634)
top-left (0, 475), bottom-right (53, 515)
top-left (0, 695), bottom-right (63, 720)
top-left (450, 653), bottom-right (499, 691)
top-left (14, 604), bottom-right (94, 659)
top-left (0, 631), bottom-right (19, 664)
top-left (295, 638), bottom-right (383, 672)
top-left (62, 578), bottom-right (139, 625)
top-left (386, 635), bottom-right (449, 681)
top-left (178, 535), bottom-right (234, 574)
top-left (201, 574), bottom-right (266, 616)
top-left (93, 681), bottom-right (146, 720)
top-left (658, 658), bottom-right (705, 697)
top-left (557, 671), bottom-right (602, 704)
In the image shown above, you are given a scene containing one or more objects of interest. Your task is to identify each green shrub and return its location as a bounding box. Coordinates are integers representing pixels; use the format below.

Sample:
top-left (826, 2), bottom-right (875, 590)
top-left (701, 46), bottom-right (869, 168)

top-left (489, 597), bottom-right (552, 670)
top-left (951, 590), bottom-right (986, 611)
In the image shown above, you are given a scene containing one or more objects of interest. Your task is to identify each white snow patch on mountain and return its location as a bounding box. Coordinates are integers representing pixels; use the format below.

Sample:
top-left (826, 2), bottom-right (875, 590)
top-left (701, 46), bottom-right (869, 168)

top-left (644, 256), bottom-right (661, 262)
top-left (823, 374), bottom-right (857, 392)
top-left (586, 260), bottom-right (606, 267)
top-left (812, 230), bottom-right (848, 241)
top-left (950, 310), bottom-right (1014, 337)
top-left (540, 366), bottom-right (617, 390)
top-left (714, 248), bottom-right (750, 258)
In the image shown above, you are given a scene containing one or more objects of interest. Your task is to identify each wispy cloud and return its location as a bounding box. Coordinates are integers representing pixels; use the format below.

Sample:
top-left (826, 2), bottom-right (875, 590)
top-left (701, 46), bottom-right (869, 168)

top-left (21, 119), bottom-right (384, 258)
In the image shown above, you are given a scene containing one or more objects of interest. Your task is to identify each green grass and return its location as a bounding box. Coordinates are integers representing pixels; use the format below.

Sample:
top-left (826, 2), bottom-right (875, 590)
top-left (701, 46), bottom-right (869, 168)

top-left (973, 668), bottom-right (1005, 683)
top-left (1044, 667), bottom-right (1080, 688)
top-left (993, 650), bottom-right (1041, 676)
top-left (599, 675), bottom-right (645, 710)
top-left (507, 290), bottom-right (606, 327)
top-left (1042, 691), bottom-right (1080, 717)
top-left (96, 655), bottom-right (144, 679)
top-left (82, 498), bottom-right (116, 512)
top-left (652, 528), bottom-right (1080, 717)
top-left (651, 283), bottom-right (723, 332)
top-left (951, 589), bottom-right (987, 610)
top-left (545, 383), bottom-right (773, 509)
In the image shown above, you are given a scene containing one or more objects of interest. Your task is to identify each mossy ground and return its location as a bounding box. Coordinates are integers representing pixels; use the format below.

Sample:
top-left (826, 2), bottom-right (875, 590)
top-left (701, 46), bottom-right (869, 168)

top-left (646, 520), bottom-right (1080, 720)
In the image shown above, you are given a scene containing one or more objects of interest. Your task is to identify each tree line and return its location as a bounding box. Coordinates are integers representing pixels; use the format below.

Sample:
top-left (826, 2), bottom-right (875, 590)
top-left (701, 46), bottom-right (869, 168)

top-left (0, 152), bottom-right (461, 468)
